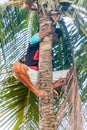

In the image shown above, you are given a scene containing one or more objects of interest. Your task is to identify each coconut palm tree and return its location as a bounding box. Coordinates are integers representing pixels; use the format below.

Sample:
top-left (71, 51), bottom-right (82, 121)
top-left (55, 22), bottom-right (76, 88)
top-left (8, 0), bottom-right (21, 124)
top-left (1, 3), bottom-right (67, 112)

top-left (0, 0), bottom-right (87, 130)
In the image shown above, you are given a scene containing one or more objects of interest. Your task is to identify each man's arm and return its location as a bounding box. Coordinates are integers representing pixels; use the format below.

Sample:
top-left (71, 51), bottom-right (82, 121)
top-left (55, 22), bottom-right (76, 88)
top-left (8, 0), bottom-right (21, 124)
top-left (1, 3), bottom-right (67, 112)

top-left (39, 24), bottom-right (55, 39)
top-left (30, 24), bottom-right (55, 45)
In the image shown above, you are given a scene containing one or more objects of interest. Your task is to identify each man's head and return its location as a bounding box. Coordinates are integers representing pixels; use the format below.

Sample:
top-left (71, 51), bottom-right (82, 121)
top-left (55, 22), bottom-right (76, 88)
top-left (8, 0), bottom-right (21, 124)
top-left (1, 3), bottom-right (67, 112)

top-left (59, 0), bottom-right (72, 11)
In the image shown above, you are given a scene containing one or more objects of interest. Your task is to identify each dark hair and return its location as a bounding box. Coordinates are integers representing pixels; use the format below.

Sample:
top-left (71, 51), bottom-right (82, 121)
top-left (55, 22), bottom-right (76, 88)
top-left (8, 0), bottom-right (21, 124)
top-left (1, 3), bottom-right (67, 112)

top-left (59, 2), bottom-right (71, 11)
top-left (55, 28), bottom-right (63, 38)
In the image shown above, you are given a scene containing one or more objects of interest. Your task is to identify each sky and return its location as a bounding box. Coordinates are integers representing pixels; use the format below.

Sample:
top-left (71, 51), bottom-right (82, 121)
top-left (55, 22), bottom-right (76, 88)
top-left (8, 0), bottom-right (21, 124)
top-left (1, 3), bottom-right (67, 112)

top-left (0, 0), bottom-right (9, 5)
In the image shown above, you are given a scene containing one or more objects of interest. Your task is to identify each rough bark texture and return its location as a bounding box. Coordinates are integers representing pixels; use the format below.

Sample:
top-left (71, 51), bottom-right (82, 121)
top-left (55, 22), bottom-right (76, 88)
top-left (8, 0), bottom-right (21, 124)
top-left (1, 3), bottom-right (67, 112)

top-left (38, 14), bottom-right (56, 130)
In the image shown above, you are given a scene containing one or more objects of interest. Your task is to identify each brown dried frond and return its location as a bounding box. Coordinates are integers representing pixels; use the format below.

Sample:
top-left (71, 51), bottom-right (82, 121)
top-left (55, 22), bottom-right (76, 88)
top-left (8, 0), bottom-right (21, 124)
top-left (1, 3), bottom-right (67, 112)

top-left (55, 67), bottom-right (84, 130)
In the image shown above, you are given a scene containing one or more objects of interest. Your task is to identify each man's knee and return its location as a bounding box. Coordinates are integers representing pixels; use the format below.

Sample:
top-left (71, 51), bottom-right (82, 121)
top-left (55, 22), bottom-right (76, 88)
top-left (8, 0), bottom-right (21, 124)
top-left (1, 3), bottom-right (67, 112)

top-left (13, 62), bottom-right (21, 73)
top-left (13, 62), bottom-right (28, 75)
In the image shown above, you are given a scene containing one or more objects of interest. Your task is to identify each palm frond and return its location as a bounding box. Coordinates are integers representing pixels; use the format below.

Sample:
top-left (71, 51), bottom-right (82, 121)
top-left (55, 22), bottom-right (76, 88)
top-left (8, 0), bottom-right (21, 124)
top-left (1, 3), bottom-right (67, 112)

top-left (0, 7), bottom-right (29, 71)
top-left (0, 75), bottom-right (39, 130)
top-left (55, 67), bottom-right (84, 130)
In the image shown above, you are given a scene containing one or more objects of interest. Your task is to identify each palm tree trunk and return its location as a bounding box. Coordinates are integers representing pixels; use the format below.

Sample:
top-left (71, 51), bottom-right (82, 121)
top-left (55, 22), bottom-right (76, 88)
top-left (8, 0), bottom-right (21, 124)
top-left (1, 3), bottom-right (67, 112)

top-left (38, 13), bottom-right (56, 130)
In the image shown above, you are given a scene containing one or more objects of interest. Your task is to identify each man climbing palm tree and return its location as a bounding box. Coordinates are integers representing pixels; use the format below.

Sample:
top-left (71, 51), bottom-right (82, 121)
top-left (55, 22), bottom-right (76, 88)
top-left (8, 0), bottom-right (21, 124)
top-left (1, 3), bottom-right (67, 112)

top-left (13, 23), bottom-right (66, 99)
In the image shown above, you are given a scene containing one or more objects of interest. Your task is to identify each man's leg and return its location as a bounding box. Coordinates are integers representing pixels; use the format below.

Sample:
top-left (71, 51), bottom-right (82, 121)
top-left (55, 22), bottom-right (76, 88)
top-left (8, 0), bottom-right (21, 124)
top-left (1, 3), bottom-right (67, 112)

top-left (13, 62), bottom-right (47, 99)
top-left (53, 78), bottom-right (66, 89)
top-left (52, 78), bottom-right (66, 98)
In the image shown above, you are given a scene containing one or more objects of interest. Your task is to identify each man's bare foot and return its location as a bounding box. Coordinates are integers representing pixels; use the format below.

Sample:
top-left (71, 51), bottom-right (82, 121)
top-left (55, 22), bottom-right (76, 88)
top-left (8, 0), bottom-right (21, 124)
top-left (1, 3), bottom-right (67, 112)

top-left (38, 89), bottom-right (58, 99)
top-left (38, 90), bottom-right (47, 99)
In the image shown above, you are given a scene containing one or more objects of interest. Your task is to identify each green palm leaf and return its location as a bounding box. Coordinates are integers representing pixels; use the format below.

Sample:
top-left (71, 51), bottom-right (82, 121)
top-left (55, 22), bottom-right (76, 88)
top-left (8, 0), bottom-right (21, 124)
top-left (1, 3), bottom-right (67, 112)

top-left (0, 76), bottom-right (39, 130)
